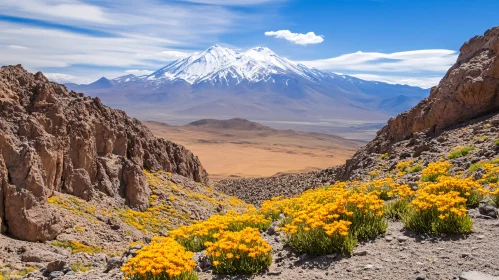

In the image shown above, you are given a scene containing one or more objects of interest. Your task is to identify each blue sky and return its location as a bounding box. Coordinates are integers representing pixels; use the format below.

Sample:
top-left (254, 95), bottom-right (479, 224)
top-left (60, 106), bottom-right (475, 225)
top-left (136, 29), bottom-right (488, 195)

top-left (0, 0), bottom-right (497, 87)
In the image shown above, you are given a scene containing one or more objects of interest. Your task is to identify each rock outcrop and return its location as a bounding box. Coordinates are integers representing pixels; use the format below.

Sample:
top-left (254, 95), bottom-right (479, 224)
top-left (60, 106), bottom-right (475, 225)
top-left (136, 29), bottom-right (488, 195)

top-left (367, 27), bottom-right (499, 154)
top-left (0, 65), bottom-right (208, 242)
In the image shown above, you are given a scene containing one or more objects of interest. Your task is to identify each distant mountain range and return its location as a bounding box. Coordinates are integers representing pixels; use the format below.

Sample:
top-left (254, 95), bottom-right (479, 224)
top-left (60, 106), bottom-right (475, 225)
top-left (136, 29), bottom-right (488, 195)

top-left (66, 45), bottom-right (429, 131)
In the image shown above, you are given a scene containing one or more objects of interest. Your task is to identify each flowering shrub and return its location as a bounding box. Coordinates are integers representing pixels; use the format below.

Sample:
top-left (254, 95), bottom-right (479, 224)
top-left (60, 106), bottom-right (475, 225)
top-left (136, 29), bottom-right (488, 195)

top-left (169, 211), bottom-right (270, 252)
top-left (489, 184), bottom-right (499, 206)
top-left (419, 176), bottom-right (483, 207)
top-left (384, 184), bottom-right (415, 219)
top-left (205, 228), bottom-right (272, 274)
top-left (259, 196), bottom-right (292, 221)
top-left (421, 160), bottom-right (452, 182)
top-left (403, 191), bottom-right (472, 234)
top-left (224, 211), bottom-right (271, 231)
top-left (281, 219), bottom-right (356, 255)
top-left (263, 185), bottom-right (386, 255)
top-left (169, 219), bottom-right (227, 252)
top-left (122, 237), bottom-right (198, 280)
top-left (355, 177), bottom-right (397, 201)
top-left (478, 163), bottom-right (499, 184)
top-left (396, 160), bottom-right (413, 174)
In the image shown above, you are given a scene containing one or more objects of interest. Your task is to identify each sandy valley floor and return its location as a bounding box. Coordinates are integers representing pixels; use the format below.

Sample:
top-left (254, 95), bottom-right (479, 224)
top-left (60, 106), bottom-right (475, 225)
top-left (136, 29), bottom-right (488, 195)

top-left (145, 120), bottom-right (363, 181)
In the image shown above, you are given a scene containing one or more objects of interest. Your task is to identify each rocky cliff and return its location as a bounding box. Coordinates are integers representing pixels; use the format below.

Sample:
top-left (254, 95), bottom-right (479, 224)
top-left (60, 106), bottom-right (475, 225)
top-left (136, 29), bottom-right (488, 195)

top-left (0, 65), bottom-right (208, 242)
top-left (367, 27), bottom-right (499, 154)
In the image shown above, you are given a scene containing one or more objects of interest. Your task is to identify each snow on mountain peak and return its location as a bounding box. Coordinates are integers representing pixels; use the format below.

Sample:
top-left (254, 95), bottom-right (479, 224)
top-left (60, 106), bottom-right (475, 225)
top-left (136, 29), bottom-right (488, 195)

top-left (145, 45), bottom-right (316, 85)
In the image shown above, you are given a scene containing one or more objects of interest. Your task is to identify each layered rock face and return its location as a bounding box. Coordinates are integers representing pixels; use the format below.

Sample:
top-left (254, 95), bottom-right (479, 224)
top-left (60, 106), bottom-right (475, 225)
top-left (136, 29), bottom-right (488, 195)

top-left (0, 65), bottom-right (208, 242)
top-left (367, 27), bottom-right (499, 154)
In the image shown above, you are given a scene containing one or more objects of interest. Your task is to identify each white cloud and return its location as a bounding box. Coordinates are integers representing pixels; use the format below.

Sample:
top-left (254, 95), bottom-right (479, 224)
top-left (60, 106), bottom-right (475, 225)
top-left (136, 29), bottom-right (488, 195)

top-left (125, 69), bottom-right (154, 76)
top-left (265, 30), bottom-right (324, 45)
top-left (299, 49), bottom-right (457, 72)
top-left (138, 50), bottom-right (192, 61)
top-left (0, 0), bottom-right (276, 87)
top-left (296, 49), bottom-right (457, 88)
top-left (1, 0), bottom-right (112, 23)
top-left (8, 45), bottom-right (29, 50)
top-left (298, 49), bottom-right (458, 88)
top-left (44, 73), bottom-right (82, 83)
top-left (348, 74), bottom-right (442, 88)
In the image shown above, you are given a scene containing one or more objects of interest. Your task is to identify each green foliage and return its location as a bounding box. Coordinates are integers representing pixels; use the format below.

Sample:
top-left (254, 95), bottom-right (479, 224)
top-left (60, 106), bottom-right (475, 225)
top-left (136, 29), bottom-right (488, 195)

top-left (345, 204), bottom-right (388, 241)
top-left (447, 146), bottom-right (474, 159)
top-left (384, 199), bottom-right (411, 220)
top-left (52, 240), bottom-right (103, 254)
top-left (470, 159), bottom-right (499, 173)
top-left (465, 189), bottom-right (483, 208)
top-left (403, 207), bottom-right (472, 235)
top-left (491, 194), bottom-right (499, 207)
top-left (409, 165), bottom-right (423, 173)
top-left (284, 226), bottom-right (357, 256)
top-left (70, 262), bottom-right (93, 273)
top-left (495, 139), bottom-right (499, 146)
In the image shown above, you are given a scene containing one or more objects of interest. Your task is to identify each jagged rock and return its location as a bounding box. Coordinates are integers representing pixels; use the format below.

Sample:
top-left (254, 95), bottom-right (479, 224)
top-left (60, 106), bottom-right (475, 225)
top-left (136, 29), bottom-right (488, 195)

top-left (479, 203), bottom-right (498, 218)
top-left (105, 257), bottom-right (122, 273)
top-left (369, 27), bottom-right (499, 153)
top-left (0, 65), bottom-right (208, 241)
top-left (46, 260), bottom-right (66, 273)
top-left (49, 271), bottom-right (64, 279)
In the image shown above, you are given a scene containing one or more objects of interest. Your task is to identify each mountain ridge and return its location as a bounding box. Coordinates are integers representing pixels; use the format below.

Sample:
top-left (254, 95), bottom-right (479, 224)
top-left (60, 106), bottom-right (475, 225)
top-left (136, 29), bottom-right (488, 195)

top-left (65, 45), bottom-right (429, 130)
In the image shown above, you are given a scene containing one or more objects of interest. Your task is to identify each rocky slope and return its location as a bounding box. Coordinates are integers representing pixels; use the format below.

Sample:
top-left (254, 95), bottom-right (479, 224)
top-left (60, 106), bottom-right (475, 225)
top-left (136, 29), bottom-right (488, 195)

top-left (217, 26), bottom-right (499, 205)
top-left (0, 65), bottom-right (208, 242)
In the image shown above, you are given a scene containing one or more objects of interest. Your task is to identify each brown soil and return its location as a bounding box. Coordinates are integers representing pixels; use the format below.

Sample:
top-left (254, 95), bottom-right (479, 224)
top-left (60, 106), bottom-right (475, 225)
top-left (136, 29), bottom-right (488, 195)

top-left (145, 120), bottom-right (363, 181)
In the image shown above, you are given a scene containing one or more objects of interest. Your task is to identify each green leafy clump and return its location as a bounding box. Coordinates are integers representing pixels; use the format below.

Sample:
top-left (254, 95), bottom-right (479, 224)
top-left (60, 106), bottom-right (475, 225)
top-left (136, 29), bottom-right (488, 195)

top-left (409, 165), bottom-right (423, 173)
top-left (447, 146), bottom-right (474, 159)
top-left (70, 262), bottom-right (93, 273)
top-left (402, 191), bottom-right (473, 235)
top-left (52, 240), bottom-right (103, 254)
top-left (283, 224), bottom-right (357, 256)
top-left (494, 139), bottom-right (499, 146)
top-left (384, 199), bottom-right (411, 220)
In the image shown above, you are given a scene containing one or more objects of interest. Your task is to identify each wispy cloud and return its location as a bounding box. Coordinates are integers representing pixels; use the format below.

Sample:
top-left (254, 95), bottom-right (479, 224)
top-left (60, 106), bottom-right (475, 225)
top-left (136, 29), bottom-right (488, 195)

top-left (265, 30), bottom-right (324, 45)
top-left (125, 69), bottom-right (154, 76)
top-left (299, 50), bottom-right (457, 72)
top-left (8, 45), bottom-right (29, 50)
top-left (0, 0), bottom-right (258, 72)
top-left (1, 0), bottom-right (112, 23)
top-left (348, 74), bottom-right (443, 88)
top-left (44, 72), bottom-right (81, 83)
top-left (298, 49), bottom-right (457, 88)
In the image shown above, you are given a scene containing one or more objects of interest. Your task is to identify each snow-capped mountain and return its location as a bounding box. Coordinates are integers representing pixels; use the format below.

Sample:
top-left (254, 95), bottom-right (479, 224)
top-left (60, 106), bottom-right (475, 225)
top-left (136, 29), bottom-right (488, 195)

top-left (143, 45), bottom-right (315, 86)
top-left (66, 45), bottom-right (429, 134)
